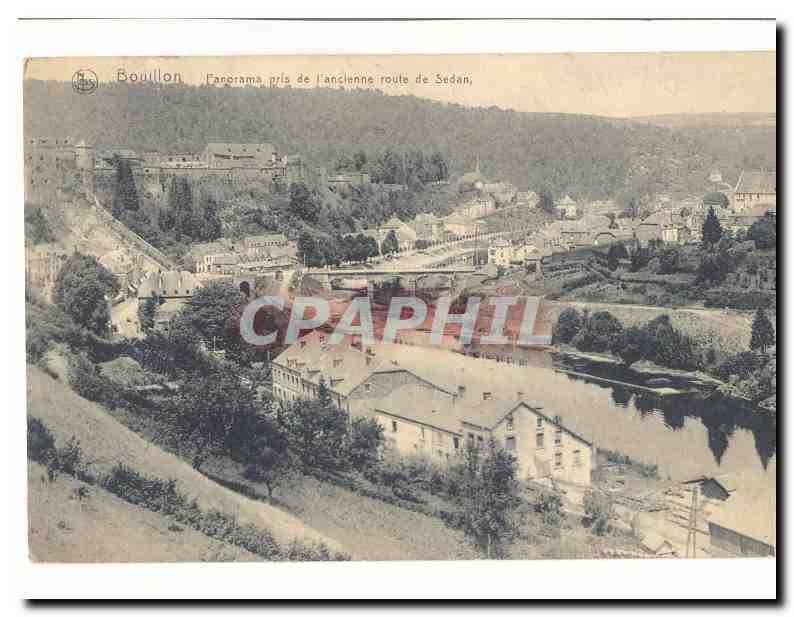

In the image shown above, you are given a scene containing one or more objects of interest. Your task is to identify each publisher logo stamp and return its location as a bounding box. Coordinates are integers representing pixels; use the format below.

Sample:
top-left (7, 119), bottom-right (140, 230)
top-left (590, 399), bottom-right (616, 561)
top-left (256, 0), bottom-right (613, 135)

top-left (72, 69), bottom-right (98, 95)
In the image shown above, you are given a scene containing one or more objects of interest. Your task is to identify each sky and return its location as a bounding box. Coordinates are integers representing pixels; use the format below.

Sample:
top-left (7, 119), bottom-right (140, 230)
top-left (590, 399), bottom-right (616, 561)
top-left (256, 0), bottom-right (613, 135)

top-left (24, 52), bottom-right (776, 118)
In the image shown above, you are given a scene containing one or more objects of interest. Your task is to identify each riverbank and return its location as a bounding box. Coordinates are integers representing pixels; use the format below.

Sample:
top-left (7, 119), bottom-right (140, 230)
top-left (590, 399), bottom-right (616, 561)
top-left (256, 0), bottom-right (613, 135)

top-left (554, 347), bottom-right (726, 395)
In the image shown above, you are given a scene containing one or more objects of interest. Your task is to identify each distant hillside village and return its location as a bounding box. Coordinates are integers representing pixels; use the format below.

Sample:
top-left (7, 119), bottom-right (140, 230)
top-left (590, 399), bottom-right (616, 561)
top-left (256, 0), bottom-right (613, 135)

top-left (25, 135), bottom-right (776, 336)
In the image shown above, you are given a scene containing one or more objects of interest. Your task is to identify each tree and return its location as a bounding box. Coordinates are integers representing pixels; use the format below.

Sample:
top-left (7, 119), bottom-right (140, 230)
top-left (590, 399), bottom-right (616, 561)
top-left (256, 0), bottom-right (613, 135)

top-left (701, 206), bottom-right (724, 246)
top-left (537, 190), bottom-right (555, 215)
top-left (166, 177), bottom-right (196, 240)
top-left (447, 440), bottom-right (520, 557)
top-left (353, 151), bottom-right (367, 172)
top-left (111, 155), bottom-right (140, 215)
top-left (657, 246), bottom-right (680, 274)
top-left (24, 207), bottom-right (55, 244)
top-left (381, 229), bottom-right (400, 255)
top-left (572, 311), bottom-right (623, 353)
top-left (176, 369), bottom-right (260, 470)
top-left (429, 152), bottom-right (448, 181)
top-left (230, 411), bottom-right (292, 499)
top-left (750, 308), bottom-right (775, 354)
top-left (298, 231), bottom-right (325, 267)
top-left (747, 214), bottom-right (776, 250)
top-left (279, 379), bottom-right (351, 471)
top-left (197, 196), bottom-right (223, 241)
top-left (606, 243), bottom-right (629, 271)
top-left (54, 252), bottom-right (119, 336)
top-left (703, 192), bottom-right (729, 208)
top-left (642, 315), bottom-right (701, 371)
top-left (179, 281), bottom-right (244, 353)
top-left (347, 417), bottom-right (385, 471)
top-left (611, 326), bottom-right (652, 367)
top-left (553, 308), bottom-right (583, 345)
top-left (289, 183), bottom-right (319, 223)
top-left (697, 245), bottom-right (734, 285)
top-left (137, 294), bottom-right (162, 334)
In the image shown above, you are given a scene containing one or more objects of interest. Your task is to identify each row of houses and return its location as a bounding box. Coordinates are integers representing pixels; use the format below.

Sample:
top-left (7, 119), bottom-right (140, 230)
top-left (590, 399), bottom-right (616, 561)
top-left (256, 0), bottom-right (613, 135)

top-left (272, 331), bottom-right (595, 486)
top-left (187, 234), bottom-right (298, 275)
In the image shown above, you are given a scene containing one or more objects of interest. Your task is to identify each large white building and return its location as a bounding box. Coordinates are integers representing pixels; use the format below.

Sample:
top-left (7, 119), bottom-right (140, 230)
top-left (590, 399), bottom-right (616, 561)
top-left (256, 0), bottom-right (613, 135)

top-left (271, 332), bottom-right (594, 486)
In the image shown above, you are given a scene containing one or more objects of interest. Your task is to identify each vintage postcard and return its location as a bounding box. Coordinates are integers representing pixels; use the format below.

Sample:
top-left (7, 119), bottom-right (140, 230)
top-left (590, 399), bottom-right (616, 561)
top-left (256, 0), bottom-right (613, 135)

top-left (23, 49), bottom-right (776, 567)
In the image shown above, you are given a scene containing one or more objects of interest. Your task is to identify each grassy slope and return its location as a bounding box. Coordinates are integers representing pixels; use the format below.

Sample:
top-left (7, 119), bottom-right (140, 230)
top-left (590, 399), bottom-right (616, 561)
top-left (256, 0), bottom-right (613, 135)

top-left (28, 461), bottom-right (258, 563)
top-left (104, 404), bottom-right (482, 562)
top-left (28, 365), bottom-right (481, 561)
top-left (26, 365), bottom-right (347, 557)
top-left (263, 473), bottom-right (479, 562)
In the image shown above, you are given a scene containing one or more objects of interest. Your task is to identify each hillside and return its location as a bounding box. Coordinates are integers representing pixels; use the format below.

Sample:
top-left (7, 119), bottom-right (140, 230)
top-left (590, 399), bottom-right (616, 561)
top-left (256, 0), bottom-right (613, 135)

top-left (26, 365), bottom-right (348, 558)
top-left (28, 461), bottom-right (258, 562)
top-left (24, 80), bottom-right (776, 200)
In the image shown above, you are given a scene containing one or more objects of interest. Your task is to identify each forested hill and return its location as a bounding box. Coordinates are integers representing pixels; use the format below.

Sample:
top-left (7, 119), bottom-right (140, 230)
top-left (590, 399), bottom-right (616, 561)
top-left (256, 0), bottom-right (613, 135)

top-left (24, 80), bottom-right (775, 199)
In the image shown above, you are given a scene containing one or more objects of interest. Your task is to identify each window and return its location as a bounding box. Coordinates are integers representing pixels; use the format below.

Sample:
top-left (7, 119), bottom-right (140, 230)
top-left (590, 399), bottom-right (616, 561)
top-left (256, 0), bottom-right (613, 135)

top-left (506, 436), bottom-right (516, 451)
top-left (536, 432), bottom-right (545, 449)
top-left (573, 450), bottom-right (581, 467)
top-left (467, 433), bottom-right (475, 448)
top-left (536, 417), bottom-right (543, 429)
top-left (554, 425), bottom-right (562, 445)
top-left (477, 436), bottom-right (484, 447)
top-left (364, 383), bottom-right (372, 394)
top-left (482, 391), bottom-right (492, 401)
top-left (391, 420), bottom-right (398, 433)
top-left (453, 437), bottom-right (460, 450)
top-left (554, 451), bottom-right (563, 468)
top-left (506, 415), bottom-right (514, 432)
top-left (420, 427), bottom-right (425, 441)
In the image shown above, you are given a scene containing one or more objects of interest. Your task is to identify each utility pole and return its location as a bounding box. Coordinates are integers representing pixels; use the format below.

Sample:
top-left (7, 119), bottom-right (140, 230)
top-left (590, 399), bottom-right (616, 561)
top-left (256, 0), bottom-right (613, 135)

top-left (685, 485), bottom-right (699, 558)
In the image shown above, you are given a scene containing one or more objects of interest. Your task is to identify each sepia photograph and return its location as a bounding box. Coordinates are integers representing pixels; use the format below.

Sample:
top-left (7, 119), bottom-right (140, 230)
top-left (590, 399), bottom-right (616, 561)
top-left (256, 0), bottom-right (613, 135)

top-left (11, 16), bottom-right (778, 600)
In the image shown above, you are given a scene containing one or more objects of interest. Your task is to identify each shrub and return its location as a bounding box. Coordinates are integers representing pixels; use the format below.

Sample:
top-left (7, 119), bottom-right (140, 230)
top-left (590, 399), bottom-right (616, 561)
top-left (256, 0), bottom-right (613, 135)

top-left (553, 308), bottom-right (583, 344)
top-left (27, 416), bottom-right (56, 464)
top-left (68, 352), bottom-right (123, 408)
top-left (583, 490), bottom-right (613, 536)
top-left (535, 491), bottom-right (564, 527)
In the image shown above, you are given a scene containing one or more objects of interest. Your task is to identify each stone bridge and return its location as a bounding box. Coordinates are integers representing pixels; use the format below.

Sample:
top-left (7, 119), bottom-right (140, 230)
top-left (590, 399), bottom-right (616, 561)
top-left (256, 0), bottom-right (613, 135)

top-left (304, 265), bottom-right (478, 292)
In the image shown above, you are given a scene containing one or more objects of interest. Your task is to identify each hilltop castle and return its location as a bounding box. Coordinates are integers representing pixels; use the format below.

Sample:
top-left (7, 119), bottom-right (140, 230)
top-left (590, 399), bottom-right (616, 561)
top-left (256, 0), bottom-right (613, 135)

top-left (24, 138), bottom-right (305, 205)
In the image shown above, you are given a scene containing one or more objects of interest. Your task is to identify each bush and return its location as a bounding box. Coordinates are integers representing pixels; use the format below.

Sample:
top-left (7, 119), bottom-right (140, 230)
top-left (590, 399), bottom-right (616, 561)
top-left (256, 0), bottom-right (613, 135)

top-left (703, 290), bottom-right (775, 310)
top-left (27, 416), bottom-right (56, 464)
top-left (101, 463), bottom-right (349, 561)
top-left (535, 491), bottom-right (564, 527)
top-left (572, 311), bottom-right (623, 353)
top-left (553, 308), bottom-right (583, 344)
top-left (68, 352), bottom-right (123, 409)
top-left (583, 490), bottom-right (613, 536)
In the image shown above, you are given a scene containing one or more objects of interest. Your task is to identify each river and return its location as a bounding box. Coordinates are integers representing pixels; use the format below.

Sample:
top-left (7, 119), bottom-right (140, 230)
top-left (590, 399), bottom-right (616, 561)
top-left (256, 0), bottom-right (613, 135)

top-left (535, 352), bottom-right (777, 489)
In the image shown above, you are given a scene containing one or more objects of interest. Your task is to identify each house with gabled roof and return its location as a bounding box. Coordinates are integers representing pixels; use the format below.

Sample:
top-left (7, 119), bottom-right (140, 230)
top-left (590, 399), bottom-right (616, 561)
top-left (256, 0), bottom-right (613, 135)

top-left (732, 170), bottom-right (776, 212)
top-left (273, 332), bottom-right (594, 485)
